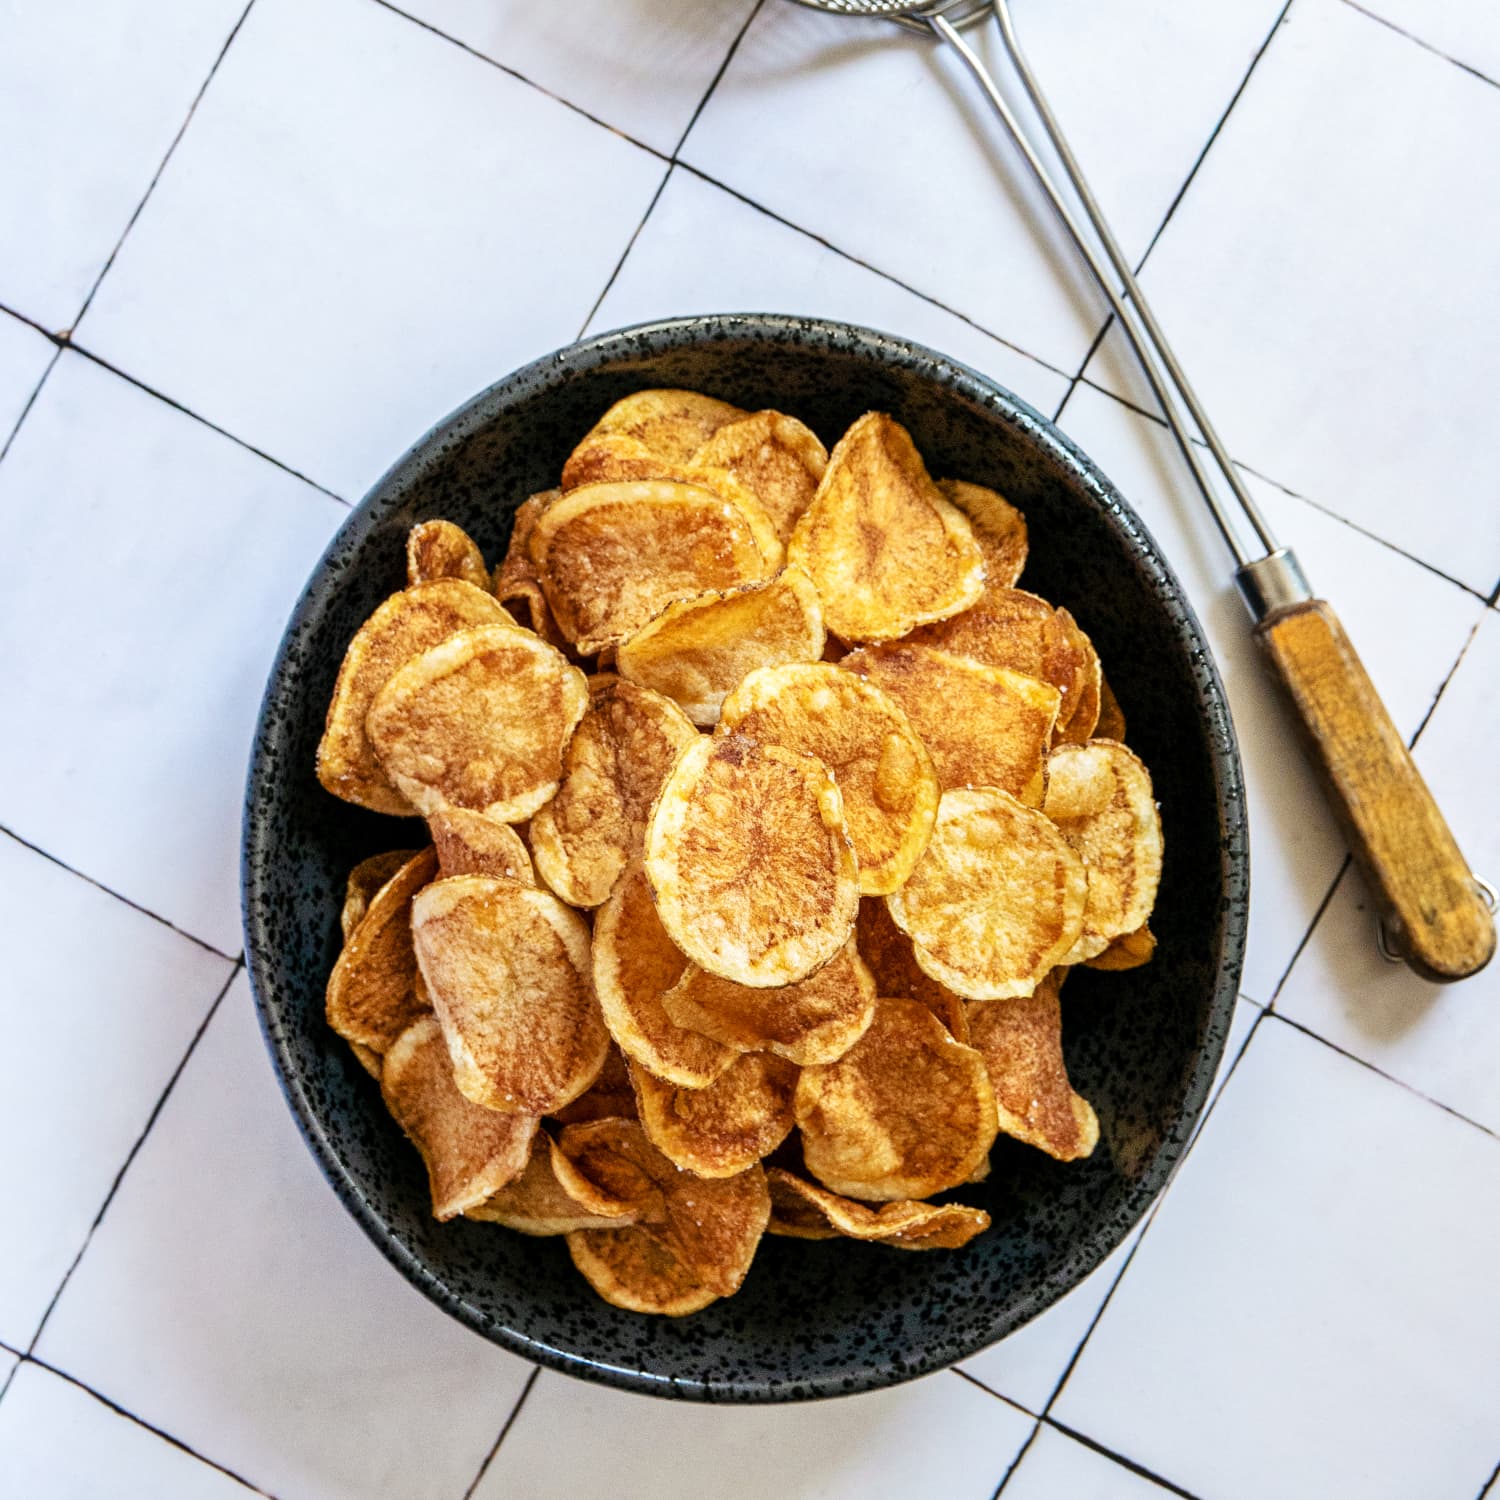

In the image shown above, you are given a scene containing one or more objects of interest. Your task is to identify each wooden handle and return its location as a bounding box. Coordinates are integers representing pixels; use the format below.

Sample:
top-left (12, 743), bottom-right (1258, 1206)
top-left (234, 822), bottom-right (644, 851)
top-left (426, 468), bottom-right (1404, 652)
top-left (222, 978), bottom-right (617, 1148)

top-left (1255, 598), bottom-right (1494, 982)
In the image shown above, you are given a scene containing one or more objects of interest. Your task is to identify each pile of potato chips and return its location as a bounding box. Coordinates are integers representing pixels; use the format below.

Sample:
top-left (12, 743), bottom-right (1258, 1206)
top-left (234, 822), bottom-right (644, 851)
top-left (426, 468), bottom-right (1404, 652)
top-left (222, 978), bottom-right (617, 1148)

top-left (320, 391), bottom-right (1163, 1316)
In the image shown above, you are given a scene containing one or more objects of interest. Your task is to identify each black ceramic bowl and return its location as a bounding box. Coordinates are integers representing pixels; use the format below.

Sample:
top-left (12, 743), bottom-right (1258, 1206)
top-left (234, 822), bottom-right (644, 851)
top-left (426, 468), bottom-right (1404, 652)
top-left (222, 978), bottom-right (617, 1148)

top-left (243, 314), bottom-right (1246, 1402)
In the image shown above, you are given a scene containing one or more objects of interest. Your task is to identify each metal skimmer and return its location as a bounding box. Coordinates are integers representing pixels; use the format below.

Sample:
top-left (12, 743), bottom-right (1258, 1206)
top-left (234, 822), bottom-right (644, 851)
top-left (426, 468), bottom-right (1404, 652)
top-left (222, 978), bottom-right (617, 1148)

top-left (786, 0), bottom-right (1495, 981)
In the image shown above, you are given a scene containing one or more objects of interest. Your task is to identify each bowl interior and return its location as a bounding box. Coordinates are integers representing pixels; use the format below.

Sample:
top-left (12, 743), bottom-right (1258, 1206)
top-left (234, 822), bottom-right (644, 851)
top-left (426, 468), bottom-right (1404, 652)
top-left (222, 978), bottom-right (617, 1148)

top-left (244, 315), bottom-right (1246, 1401)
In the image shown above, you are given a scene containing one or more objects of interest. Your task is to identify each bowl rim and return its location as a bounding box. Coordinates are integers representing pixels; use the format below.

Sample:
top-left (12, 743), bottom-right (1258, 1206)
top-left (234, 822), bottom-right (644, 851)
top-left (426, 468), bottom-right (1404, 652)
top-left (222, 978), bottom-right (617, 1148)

top-left (242, 311), bottom-right (1248, 1401)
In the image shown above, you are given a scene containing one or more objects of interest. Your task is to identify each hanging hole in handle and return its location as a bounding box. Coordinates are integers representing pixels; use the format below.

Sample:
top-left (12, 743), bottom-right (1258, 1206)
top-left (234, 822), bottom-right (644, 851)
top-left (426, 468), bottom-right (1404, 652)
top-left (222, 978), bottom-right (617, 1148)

top-left (1375, 872), bottom-right (1496, 965)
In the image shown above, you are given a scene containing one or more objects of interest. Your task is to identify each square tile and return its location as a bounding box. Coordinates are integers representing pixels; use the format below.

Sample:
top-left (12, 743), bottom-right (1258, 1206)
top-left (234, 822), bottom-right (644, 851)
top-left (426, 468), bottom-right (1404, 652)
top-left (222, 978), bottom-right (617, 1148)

top-left (37, 973), bottom-right (532, 1500)
top-left (475, 1368), bottom-right (1034, 1500)
top-left (391, 0), bottom-right (758, 155)
top-left (0, 1363), bottom-right (256, 1499)
top-left (1054, 1016), bottom-right (1500, 1500)
top-left (0, 353), bottom-right (344, 954)
top-left (1053, 383), bottom-right (1480, 1002)
top-left (1355, 0), bottom-right (1500, 82)
top-left (589, 166), bottom-right (1070, 416)
top-left (0, 311), bottom-right (55, 447)
top-left (1004, 1423), bottom-right (1174, 1499)
top-left (0, 834), bottom-right (231, 1349)
top-left (1277, 611), bottom-right (1500, 1132)
top-left (0, 0), bottom-right (246, 330)
top-left (682, 0), bottom-right (1286, 374)
top-left (76, 0), bottom-right (667, 499)
top-left (1084, 0), bottom-right (1500, 594)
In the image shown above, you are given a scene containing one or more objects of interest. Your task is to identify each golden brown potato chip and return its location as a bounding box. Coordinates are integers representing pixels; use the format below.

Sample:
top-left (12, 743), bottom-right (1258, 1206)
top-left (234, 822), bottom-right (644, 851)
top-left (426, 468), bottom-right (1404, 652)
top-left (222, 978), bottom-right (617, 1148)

top-left (1084, 923), bottom-right (1156, 971)
top-left (493, 491), bottom-right (568, 648)
top-left (787, 412), bottom-right (984, 642)
top-left (381, 1017), bottom-right (538, 1220)
top-left (793, 995), bottom-right (997, 1201)
top-left (966, 970), bottom-right (1098, 1161)
top-left (1095, 672), bottom-right (1127, 742)
top-left (367, 625), bottom-right (589, 823)
top-left (592, 861), bottom-right (738, 1088)
top-left (843, 643), bottom-right (1060, 806)
top-left (561, 1119), bottom-right (770, 1313)
top-left (411, 875), bottom-right (608, 1115)
top-left (552, 1117), bottom-right (669, 1223)
top-left (340, 849), bottom-right (419, 942)
top-left (427, 807), bottom-right (534, 884)
top-left (631, 1053), bottom-right (798, 1178)
top-left (616, 568), bottom-right (826, 727)
top-left (326, 848), bottom-right (438, 1052)
top-left (528, 481), bottom-right (774, 654)
top-left (765, 1168), bottom-right (990, 1249)
top-left (549, 1043), bottom-right (639, 1125)
top-left (908, 588), bottom-right (1101, 746)
top-left (887, 788), bottom-right (1087, 1000)
top-left (348, 1041), bottom-right (384, 1081)
top-left (937, 478), bottom-right (1028, 591)
top-left (1044, 741), bottom-right (1164, 963)
top-left (717, 662), bottom-right (938, 896)
top-left (660, 936), bottom-right (876, 1067)
top-left (854, 898), bottom-right (970, 1042)
top-left (317, 580), bottom-right (517, 814)
top-left (467, 1132), bottom-right (638, 1234)
top-left (530, 677), bottom-right (699, 907)
top-left (406, 519), bottom-right (489, 591)
top-left (692, 410), bottom-right (828, 543)
top-left (645, 736), bottom-right (859, 988)
top-left (570, 389), bottom-right (746, 468)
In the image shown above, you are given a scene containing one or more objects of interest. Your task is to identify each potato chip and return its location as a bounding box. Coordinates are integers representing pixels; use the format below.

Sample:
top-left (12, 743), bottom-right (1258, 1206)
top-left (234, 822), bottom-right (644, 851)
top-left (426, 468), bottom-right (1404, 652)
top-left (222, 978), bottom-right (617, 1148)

top-left (552, 1118), bottom-right (669, 1223)
top-left (528, 481), bottom-right (774, 654)
top-left (854, 899), bottom-right (969, 1040)
top-left (341, 849), bottom-right (419, 942)
top-left (411, 875), bottom-right (608, 1115)
top-left (937, 478), bottom-right (1028, 590)
top-left (717, 662), bottom-right (938, 896)
top-left (381, 1017), bottom-right (538, 1220)
top-left (406, 519), bottom-right (489, 590)
top-left (367, 625), bottom-right (589, 823)
top-left (549, 1043), bottom-right (639, 1125)
top-left (887, 788), bottom-right (1087, 1000)
top-left (326, 847), bottom-right (437, 1052)
top-left (561, 1119), bottom-right (770, 1312)
top-left (348, 1041), bottom-right (384, 1081)
top-left (616, 568), bottom-right (826, 727)
top-left (530, 677), bottom-right (699, 907)
top-left (467, 1132), bottom-right (638, 1234)
top-left (592, 861), bottom-right (738, 1088)
top-left (427, 807), bottom-right (534, 884)
top-left (493, 491), bottom-right (568, 648)
top-left (1084, 923), bottom-right (1156, 971)
top-left (1044, 741), bottom-right (1163, 963)
top-left (317, 579), bottom-right (517, 814)
top-left (787, 412), bottom-right (985, 642)
top-left (660, 936), bottom-right (876, 1066)
top-left (692, 410), bottom-right (828, 543)
top-left (966, 970), bottom-right (1098, 1161)
top-left (843, 643), bottom-right (1060, 806)
top-left (906, 587), bottom-right (1099, 744)
top-left (645, 735), bottom-right (859, 988)
top-left (570, 389), bottom-right (746, 470)
top-left (765, 1168), bottom-right (990, 1249)
top-left (793, 995), bottom-right (997, 1201)
top-left (632, 1053), bottom-right (798, 1178)
top-left (1095, 672), bottom-right (1127, 742)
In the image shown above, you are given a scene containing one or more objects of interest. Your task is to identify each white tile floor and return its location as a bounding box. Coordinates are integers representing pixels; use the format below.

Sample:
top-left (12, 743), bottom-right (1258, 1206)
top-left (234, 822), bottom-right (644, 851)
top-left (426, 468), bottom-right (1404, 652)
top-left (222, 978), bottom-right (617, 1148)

top-left (2, 2), bottom-right (1497, 1497)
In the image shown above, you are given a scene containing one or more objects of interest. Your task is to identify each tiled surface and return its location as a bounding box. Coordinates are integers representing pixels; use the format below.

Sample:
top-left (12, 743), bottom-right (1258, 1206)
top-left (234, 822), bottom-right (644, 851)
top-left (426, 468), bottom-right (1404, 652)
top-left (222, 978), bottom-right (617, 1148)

top-left (4, 2), bottom-right (1499, 1496)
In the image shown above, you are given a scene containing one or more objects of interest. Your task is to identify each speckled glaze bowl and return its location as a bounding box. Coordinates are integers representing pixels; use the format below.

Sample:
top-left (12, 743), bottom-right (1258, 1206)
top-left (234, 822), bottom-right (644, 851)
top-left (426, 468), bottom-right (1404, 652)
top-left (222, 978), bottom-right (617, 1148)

top-left (243, 314), bottom-right (1246, 1402)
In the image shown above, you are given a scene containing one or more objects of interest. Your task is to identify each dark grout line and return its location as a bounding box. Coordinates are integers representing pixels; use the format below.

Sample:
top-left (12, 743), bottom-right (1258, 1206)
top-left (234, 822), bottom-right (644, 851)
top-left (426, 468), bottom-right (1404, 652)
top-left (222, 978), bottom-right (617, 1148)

top-left (22, 1354), bottom-right (274, 1496)
top-left (70, 0), bottom-right (259, 333)
top-left (670, 0), bottom-right (766, 158)
top-left (25, 964), bottom-right (244, 1359)
top-left (1265, 856), bottom-right (1352, 1009)
top-left (989, 1416), bottom-right (1043, 1499)
top-left (1266, 1007), bottom-right (1500, 1142)
top-left (950, 1365), bottom-right (1037, 1420)
top-left (576, 166), bottom-right (676, 340)
top-left (1475, 1452), bottom-right (1500, 1500)
top-left (1044, 1416), bottom-right (1206, 1499)
top-left (0, 825), bottom-right (241, 965)
top-left (0, 345), bottom-right (61, 464)
top-left (369, 0), bottom-right (670, 165)
top-left (1339, 0), bottom-right (1500, 91)
top-left (461, 1365), bottom-right (540, 1500)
